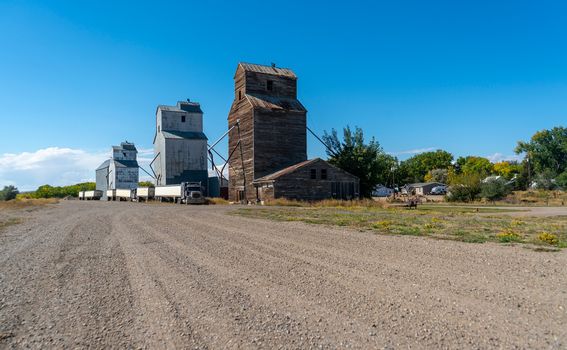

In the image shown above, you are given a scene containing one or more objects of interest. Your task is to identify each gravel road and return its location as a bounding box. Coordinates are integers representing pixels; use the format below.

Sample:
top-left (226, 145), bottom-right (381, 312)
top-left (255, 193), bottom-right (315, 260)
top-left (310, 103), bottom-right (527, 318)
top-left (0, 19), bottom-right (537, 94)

top-left (1, 201), bottom-right (566, 349)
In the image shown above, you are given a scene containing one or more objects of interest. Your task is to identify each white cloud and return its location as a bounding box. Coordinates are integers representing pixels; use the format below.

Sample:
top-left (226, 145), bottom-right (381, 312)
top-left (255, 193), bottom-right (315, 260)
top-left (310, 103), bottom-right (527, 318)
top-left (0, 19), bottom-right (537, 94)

top-left (208, 163), bottom-right (229, 179)
top-left (0, 147), bottom-right (109, 191)
top-left (388, 147), bottom-right (437, 156)
top-left (485, 153), bottom-right (522, 163)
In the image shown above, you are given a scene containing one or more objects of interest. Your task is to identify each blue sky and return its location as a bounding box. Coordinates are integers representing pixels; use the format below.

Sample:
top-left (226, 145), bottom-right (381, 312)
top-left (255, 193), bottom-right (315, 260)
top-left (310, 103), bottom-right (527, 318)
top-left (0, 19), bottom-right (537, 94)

top-left (1, 0), bottom-right (566, 190)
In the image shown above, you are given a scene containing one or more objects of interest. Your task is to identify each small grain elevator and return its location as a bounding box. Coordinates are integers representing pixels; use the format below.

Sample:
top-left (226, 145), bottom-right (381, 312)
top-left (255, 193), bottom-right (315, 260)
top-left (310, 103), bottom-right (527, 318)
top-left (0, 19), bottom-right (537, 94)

top-left (153, 100), bottom-right (208, 193)
top-left (95, 141), bottom-right (139, 199)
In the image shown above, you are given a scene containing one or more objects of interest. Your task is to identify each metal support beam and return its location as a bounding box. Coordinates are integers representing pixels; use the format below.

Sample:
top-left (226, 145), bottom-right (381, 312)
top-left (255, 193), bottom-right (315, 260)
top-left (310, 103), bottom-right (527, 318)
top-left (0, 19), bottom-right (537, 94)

top-left (138, 166), bottom-right (156, 180)
top-left (307, 126), bottom-right (338, 158)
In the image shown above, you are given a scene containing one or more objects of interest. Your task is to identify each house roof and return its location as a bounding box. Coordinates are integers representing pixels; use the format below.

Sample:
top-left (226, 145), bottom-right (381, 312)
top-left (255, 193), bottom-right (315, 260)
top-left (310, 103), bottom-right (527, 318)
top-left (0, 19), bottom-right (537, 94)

top-left (157, 101), bottom-right (203, 114)
top-left (112, 142), bottom-right (137, 152)
top-left (239, 62), bottom-right (297, 79)
top-left (253, 158), bottom-right (358, 183)
top-left (253, 159), bottom-right (319, 183)
top-left (245, 93), bottom-right (306, 112)
top-left (161, 130), bottom-right (208, 140)
top-left (114, 160), bottom-right (139, 168)
top-left (407, 182), bottom-right (446, 188)
top-left (120, 142), bottom-right (137, 151)
top-left (96, 159), bottom-right (111, 171)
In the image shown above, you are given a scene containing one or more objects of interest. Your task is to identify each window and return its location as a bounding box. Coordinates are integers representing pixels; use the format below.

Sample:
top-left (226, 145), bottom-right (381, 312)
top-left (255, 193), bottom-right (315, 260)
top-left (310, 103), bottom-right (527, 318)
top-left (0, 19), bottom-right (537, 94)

top-left (321, 169), bottom-right (327, 180)
top-left (310, 169), bottom-right (317, 179)
top-left (238, 90), bottom-right (242, 100)
top-left (267, 80), bottom-right (273, 91)
top-left (181, 115), bottom-right (186, 123)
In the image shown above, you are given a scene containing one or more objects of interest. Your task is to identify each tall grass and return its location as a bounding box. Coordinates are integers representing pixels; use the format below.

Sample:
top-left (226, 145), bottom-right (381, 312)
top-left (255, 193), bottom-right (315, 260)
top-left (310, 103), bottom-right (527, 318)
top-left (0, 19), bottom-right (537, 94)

top-left (206, 197), bottom-right (230, 205)
top-left (263, 198), bottom-right (387, 208)
top-left (0, 198), bottom-right (59, 210)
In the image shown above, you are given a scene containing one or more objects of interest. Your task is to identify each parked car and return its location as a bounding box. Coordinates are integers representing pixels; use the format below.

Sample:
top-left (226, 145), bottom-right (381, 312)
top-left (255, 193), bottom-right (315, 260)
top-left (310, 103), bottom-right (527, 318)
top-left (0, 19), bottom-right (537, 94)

top-left (430, 186), bottom-right (447, 195)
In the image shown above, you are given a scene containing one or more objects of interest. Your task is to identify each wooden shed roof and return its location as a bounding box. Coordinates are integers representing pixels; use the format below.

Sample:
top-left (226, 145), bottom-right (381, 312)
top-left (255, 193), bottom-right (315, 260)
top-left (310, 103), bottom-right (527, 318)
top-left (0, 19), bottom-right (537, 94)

top-left (253, 158), bottom-right (359, 183)
top-left (239, 62), bottom-right (297, 79)
top-left (245, 93), bottom-right (306, 112)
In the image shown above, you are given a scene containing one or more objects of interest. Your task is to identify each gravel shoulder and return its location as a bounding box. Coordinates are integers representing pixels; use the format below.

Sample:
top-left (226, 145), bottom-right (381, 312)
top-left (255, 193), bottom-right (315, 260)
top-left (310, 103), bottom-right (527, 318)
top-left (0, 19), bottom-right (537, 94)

top-left (1, 201), bottom-right (566, 349)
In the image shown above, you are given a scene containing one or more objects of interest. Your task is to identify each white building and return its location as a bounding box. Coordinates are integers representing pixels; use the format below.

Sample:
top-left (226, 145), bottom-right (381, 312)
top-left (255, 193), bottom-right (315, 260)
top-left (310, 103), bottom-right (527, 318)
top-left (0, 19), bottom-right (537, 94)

top-left (152, 100), bottom-right (209, 190)
top-left (96, 142), bottom-right (139, 199)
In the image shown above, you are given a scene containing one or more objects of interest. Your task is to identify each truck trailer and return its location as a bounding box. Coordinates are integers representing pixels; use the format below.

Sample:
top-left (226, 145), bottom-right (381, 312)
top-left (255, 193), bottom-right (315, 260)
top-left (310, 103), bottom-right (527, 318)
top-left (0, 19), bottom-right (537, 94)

top-left (84, 190), bottom-right (103, 200)
top-left (115, 189), bottom-right (135, 201)
top-left (136, 187), bottom-right (155, 202)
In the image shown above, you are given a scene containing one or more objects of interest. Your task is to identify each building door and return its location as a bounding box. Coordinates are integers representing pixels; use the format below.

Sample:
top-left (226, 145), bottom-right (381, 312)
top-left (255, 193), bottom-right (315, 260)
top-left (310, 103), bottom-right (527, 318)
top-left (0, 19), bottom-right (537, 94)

top-left (236, 189), bottom-right (245, 202)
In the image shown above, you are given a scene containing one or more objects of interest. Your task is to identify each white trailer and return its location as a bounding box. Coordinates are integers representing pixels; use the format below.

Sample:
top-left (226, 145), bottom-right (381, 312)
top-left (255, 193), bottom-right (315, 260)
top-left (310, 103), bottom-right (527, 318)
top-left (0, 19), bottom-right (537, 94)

top-left (115, 189), bottom-right (134, 201)
top-left (106, 189), bottom-right (115, 201)
top-left (155, 185), bottom-right (183, 203)
top-left (137, 187), bottom-right (155, 202)
top-left (84, 190), bottom-right (103, 200)
top-left (78, 191), bottom-right (85, 200)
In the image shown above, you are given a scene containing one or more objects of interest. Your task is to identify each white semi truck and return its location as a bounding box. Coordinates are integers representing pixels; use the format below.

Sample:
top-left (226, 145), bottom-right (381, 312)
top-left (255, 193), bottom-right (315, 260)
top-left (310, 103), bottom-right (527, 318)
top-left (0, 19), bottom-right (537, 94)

top-left (155, 182), bottom-right (205, 204)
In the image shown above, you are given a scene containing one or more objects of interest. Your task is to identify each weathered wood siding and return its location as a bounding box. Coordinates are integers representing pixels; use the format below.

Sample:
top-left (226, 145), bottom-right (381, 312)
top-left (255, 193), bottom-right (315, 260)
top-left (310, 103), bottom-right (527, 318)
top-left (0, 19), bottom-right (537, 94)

top-left (228, 82), bottom-right (255, 201)
top-left (256, 160), bottom-right (360, 201)
top-left (228, 64), bottom-right (307, 202)
top-left (244, 70), bottom-right (297, 98)
top-left (254, 110), bottom-right (306, 179)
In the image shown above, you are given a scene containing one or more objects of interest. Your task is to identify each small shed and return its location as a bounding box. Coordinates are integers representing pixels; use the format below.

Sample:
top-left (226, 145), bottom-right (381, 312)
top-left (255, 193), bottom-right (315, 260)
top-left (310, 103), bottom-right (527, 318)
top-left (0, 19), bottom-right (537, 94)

top-left (253, 158), bottom-right (359, 202)
top-left (407, 182), bottom-right (446, 196)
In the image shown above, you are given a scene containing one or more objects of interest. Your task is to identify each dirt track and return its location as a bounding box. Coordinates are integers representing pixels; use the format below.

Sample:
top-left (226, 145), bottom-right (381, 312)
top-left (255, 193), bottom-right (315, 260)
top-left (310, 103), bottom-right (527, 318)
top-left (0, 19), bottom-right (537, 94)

top-left (1, 201), bottom-right (566, 349)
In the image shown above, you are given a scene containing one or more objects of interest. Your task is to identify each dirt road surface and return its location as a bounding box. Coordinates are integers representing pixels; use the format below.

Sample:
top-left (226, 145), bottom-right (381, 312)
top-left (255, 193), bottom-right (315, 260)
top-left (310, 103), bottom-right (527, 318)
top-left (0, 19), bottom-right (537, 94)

top-left (1, 201), bottom-right (566, 349)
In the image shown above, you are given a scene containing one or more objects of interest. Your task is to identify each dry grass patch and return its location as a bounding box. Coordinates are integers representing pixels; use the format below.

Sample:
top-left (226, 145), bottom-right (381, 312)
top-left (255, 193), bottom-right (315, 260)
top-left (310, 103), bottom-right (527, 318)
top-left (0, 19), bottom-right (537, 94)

top-left (0, 217), bottom-right (23, 231)
top-left (0, 198), bottom-right (59, 210)
top-left (264, 198), bottom-right (387, 209)
top-left (234, 205), bottom-right (567, 248)
top-left (206, 197), bottom-right (230, 205)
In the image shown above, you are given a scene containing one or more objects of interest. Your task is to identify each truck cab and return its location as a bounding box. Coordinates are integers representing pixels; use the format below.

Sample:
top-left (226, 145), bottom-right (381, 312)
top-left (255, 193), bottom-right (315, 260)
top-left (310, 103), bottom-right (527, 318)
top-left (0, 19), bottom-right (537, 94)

top-left (184, 182), bottom-right (205, 204)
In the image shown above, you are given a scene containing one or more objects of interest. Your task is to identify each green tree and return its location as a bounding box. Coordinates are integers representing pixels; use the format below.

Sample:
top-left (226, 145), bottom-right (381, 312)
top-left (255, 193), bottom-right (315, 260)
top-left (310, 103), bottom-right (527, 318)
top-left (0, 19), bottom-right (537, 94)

top-left (515, 126), bottom-right (567, 175)
top-left (424, 168), bottom-right (448, 183)
top-left (0, 185), bottom-right (19, 201)
top-left (447, 172), bottom-right (482, 202)
top-left (138, 181), bottom-right (155, 187)
top-left (399, 150), bottom-right (453, 183)
top-left (323, 126), bottom-right (397, 198)
top-left (493, 161), bottom-right (522, 180)
top-left (456, 156), bottom-right (493, 177)
top-left (31, 182), bottom-right (95, 198)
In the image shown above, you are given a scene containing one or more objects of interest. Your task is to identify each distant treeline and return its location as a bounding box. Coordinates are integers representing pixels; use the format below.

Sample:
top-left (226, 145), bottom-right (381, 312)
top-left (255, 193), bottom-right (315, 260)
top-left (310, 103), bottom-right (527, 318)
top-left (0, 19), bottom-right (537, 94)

top-left (19, 182), bottom-right (97, 199)
top-left (17, 181), bottom-right (156, 199)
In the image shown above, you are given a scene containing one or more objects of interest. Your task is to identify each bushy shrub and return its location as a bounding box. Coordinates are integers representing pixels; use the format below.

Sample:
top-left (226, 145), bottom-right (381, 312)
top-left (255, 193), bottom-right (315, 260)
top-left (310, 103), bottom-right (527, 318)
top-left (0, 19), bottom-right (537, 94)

top-left (538, 232), bottom-right (559, 245)
top-left (533, 170), bottom-right (557, 190)
top-left (556, 171), bottom-right (567, 190)
top-left (0, 185), bottom-right (19, 201)
top-left (480, 178), bottom-right (511, 201)
top-left (496, 229), bottom-right (521, 243)
top-left (447, 185), bottom-right (480, 202)
top-left (447, 172), bottom-right (481, 202)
